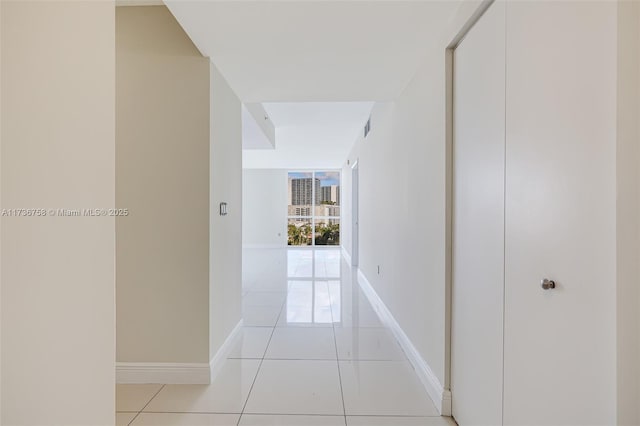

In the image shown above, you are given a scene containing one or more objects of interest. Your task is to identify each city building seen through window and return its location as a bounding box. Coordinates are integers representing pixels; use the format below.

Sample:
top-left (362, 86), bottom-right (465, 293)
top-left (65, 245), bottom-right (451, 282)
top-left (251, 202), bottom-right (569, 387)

top-left (287, 171), bottom-right (340, 246)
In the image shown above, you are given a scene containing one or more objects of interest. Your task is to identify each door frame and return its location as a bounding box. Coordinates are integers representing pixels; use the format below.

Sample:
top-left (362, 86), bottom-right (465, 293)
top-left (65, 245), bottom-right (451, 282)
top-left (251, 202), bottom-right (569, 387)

top-left (444, 0), bottom-right (496, 418)
top-left (351, 159), bottom-right (359, 267)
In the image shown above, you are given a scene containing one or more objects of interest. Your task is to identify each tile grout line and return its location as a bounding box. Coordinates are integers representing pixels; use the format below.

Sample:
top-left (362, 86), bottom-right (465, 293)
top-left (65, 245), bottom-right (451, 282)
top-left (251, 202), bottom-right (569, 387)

top-left (127, 384), bottom-right (165, 426)
top-left (329, 283), bottom-right (348, 426)
top-left (238, 250), bottom-right (438, 424)
top-left (135, 410), bottom-right (444, 418)
top-left (236, 299), bottom-right (286, 426)
top-left (242, 253), bottom-right (399, 424)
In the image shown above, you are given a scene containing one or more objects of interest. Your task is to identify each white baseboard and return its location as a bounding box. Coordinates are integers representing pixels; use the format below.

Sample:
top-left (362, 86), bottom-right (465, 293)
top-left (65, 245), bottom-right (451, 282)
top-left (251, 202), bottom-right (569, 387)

top-left (116, 320), bottom-right (243, 385)
top-left (357, 269), bottom-right (451, 416)
top-left (116, 362), bottom-right (211, 384)
top-left (341, 246), bottom-right (352, 266)
top-left (210, 319), bottom-right (243, 381)
top-left (442, 389), bottom-right (452, 416)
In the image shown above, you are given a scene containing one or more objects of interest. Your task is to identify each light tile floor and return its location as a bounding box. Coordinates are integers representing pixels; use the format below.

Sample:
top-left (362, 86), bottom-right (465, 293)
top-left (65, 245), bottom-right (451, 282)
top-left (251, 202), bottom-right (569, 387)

top-left (117, 248), bottom-right (455, 426)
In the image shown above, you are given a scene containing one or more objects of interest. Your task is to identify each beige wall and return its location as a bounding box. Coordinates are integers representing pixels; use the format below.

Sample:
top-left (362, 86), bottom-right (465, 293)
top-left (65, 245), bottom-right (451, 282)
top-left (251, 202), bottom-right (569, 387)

top-left (1, 2), bottom-right (115, 424)
top-left (617, 2), bottom-right (640, 424)
top-left (116, 6), bottom-right (211, 363)
top-left (210, 64), bottom-right (242, 358)
top-left (1, 1), bottom-right (3, 419)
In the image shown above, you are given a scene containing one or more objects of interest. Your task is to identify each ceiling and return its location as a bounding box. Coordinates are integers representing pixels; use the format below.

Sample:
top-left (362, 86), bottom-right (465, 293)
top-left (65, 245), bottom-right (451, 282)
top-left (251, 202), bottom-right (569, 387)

top-left (242, 102), bottom-right (374, 169)
top-left (163, 1), bottom-right (462, 168)
top-left (165, 0), bottom-right (462, 102)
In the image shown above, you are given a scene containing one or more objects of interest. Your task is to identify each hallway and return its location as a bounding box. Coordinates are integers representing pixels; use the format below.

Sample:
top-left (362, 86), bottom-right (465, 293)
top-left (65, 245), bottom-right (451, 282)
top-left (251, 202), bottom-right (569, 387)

top-left (2, 1), bottom-right (640, 424)
top-left (116, 248), bottom-right (453, 426)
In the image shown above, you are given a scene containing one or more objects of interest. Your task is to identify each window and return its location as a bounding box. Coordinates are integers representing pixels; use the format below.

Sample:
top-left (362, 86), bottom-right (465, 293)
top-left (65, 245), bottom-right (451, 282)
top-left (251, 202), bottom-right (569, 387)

top-left (287, 171), bottom-right (341, 246)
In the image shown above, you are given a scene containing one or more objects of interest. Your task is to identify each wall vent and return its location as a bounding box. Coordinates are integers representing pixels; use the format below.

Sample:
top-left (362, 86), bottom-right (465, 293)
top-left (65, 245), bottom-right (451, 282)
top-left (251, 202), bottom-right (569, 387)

top-left (364, 117), bottom-right (371, 138)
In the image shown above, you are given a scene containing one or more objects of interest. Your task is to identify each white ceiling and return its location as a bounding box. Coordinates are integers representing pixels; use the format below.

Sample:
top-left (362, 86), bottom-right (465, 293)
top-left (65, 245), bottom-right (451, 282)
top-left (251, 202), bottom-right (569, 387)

top-left (242, 102), bottom-right (374, 169)
top-left (264, 102), bottom-right (373, 128)
top-left (164, 1), bottom-right (462, 168)
top-left (165, 0), bottom-right (462, 102)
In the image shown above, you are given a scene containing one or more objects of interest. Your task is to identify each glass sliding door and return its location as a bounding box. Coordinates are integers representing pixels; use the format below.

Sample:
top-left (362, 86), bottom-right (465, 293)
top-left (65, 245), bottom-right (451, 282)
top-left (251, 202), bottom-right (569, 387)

top-left (287, 218), bottom-right (312, 246)
top-left (287, 170), bottom-right (341, 246)
top-left (314, 171), bottom-right (340, 246)
top-left (287, 172), bottom-right (314, 246)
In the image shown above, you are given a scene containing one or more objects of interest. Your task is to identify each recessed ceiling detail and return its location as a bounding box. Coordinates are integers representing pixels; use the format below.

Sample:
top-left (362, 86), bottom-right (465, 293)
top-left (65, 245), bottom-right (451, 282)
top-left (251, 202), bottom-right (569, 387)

top-left (243, 102), bottom-right (374, 169)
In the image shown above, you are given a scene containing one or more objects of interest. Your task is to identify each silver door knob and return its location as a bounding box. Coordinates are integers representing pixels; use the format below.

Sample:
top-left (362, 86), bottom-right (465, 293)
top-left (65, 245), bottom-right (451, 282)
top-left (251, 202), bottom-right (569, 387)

top-left (541, 279), bottom-right (556, 290)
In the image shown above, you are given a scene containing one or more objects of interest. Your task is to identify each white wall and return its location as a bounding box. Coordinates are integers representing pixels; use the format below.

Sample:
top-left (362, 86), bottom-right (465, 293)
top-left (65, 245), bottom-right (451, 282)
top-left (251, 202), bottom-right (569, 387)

top-left (116, 6), bottom-right (210, 364)
top-left (343, 49), bottom-right (448, 388)
top-left (343, 2), bottom-right (640, 423)
top-left (242, 169), bottom-right (288, 247)
top-left (210, 64), bottom-right (243, 358)
top-left (1, 2), bottom-right (115, 424)
top-left (341, 3), bottom-right (485, 397)
top-left (243, 103), bottom-right (275, 149)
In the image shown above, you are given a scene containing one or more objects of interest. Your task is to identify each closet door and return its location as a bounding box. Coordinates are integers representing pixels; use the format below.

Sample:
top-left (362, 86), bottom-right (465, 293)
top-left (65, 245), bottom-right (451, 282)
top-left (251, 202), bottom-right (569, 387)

top-left (503, 2), bottom-right (617, 424)
top-left (451, 2), bottom-right (505, 425)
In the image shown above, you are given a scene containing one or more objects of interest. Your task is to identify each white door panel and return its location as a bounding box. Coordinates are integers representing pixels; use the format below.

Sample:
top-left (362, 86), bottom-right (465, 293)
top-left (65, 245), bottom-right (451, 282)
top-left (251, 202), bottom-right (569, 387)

top-left (503, 2), bottom-right (617, 424)
top-left (452, 3), bottom-right (505, 425)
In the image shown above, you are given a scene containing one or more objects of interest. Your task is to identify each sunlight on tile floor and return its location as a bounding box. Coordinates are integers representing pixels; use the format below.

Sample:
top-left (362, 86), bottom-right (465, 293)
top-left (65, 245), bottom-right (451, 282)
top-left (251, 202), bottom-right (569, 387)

top-left (116, 248), bottom-right (456, 426)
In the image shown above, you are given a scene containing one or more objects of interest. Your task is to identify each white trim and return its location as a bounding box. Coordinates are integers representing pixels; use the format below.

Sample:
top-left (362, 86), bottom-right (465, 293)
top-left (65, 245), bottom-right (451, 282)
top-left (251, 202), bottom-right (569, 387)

top-left (242, 244), bottom-right (285, 249)
top-left (351, 160), bottom-right (359, 267)
top-left (116, 362), bottom-right (211, 384)
top-left (210, 320), bottom-right (243, 381)
top-left (116, 320), bottom-right (243, 385)
top-left (357, 269), bottom-right (451, 416)
top-left (442, 389), bottom-right (452, 416)
top-left (341, 246), bottom-right (352, 266)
